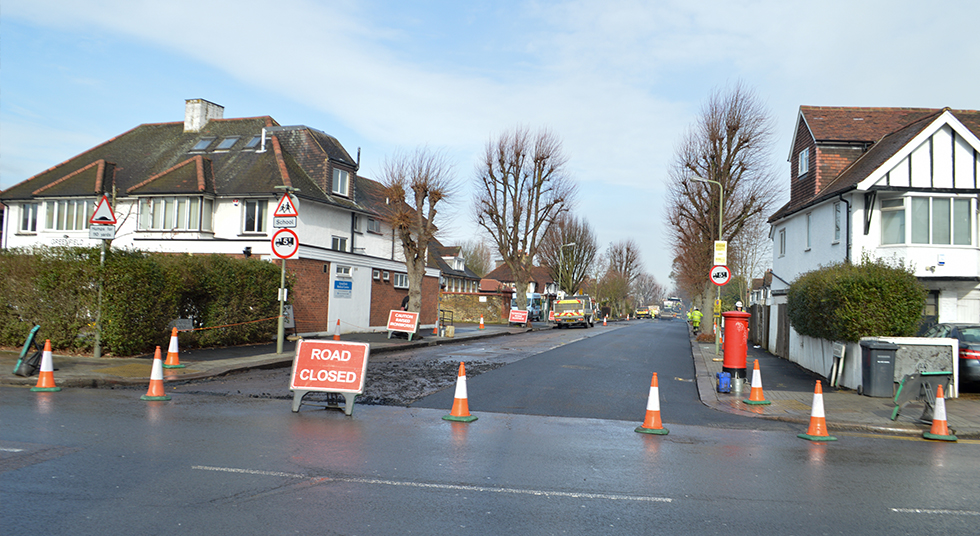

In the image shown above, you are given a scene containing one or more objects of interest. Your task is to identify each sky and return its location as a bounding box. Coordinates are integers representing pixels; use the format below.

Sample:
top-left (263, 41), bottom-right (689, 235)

top-left (2, 0), bottom-right (978, 288)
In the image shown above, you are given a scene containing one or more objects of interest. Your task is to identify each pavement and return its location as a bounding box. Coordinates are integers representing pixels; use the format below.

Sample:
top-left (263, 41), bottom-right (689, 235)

top-left (3, 321), bottom-right (978, 439)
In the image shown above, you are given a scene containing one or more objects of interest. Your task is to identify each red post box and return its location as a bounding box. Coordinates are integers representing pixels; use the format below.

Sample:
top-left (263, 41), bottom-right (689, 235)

top-left (722, 311), bottom-right (751, 379)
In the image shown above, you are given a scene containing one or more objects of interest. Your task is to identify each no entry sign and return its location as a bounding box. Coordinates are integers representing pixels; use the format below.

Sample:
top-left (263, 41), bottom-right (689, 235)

top-left (289, 339), bottom-right (369, 394)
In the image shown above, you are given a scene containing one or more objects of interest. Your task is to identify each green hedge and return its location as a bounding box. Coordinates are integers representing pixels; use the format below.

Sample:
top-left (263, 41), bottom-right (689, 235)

top-left (787, 256), bottom-right (926, 343)
top-left (0, 247), bottom-right (291, 356)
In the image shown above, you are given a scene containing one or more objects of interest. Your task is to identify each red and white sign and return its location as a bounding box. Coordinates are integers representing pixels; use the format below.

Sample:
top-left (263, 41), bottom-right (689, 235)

top-left (509, 309), bottom-right (529, 324)
top-left (387, 310), bottom-right (419, 334)
top-left (289, 339), bottom-right (369, 394)
top-left (548, 310), bottom-right (555, 321)
top-left (271, 228), bottom-right (299, 259)
top-left (90, 195), bottom-right (117, 225)
top-left (710, 265), bottom-right (731, 286)
top-left (273, 194), bottom-right (299, 228)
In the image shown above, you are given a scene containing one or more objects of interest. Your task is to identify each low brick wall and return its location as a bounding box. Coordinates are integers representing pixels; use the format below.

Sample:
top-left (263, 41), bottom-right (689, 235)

top-left (439, 292), bottom-right (511, 324)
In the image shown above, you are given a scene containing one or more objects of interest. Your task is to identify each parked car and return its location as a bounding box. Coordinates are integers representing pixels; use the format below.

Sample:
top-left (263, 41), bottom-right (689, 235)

top-left (634, 306), bottom-right (652, 319)
top-left (922, 323), bottom-right (980, 383)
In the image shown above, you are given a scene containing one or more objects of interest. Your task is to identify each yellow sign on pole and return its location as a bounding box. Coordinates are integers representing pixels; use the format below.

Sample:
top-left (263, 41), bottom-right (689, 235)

top-left (714, 241), bottom-right (727, 266)
top-left (714, 298), bottom-right (722, 314)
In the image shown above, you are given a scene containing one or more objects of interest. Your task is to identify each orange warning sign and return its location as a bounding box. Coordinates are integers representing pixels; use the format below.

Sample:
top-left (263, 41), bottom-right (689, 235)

top-left (387, 310), bottom-right (419, 334)
top-left (289, 340), bottom-right (369, 393)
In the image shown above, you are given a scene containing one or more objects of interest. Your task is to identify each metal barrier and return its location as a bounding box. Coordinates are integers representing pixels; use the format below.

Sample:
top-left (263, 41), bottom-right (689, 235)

top-left (891, 372), bottom-right (953, 422)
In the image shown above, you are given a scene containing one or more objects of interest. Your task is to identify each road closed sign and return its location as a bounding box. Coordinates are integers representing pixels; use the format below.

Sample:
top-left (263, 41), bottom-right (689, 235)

top-left (289, 339), bottom-right (369, 394)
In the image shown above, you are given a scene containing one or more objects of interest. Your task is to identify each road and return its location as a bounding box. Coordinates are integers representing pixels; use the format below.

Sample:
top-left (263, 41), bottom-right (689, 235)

top-left (3, 320), bottom-right (979, 535)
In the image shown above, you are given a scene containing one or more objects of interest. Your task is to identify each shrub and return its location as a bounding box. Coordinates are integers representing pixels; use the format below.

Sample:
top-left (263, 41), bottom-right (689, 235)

top-left (787, 256), bottom-right (926, 343)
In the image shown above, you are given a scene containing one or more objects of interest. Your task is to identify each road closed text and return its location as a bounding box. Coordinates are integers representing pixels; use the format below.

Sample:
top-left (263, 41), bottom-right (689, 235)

top-left (290, 340), bottom-right (370, 393)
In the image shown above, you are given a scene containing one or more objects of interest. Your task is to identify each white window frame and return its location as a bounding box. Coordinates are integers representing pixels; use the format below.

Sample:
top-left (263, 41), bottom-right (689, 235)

top-left (909, 196), bottom-right (972, 246)
top-left (798, 147), bottom-right (809, 177)
top-left (393, 273), bottom-right (409, 289)
top-left (242, 199), bottom-right (267, 234)
top-left (138, 196), bottom-right (212, 231)
top-left (805, 212), bottom-right (812, 250)
top-left (880, 197), bottom-right (906, 245)
top-left (367, 218), bottom-right (381, 234)
top-left (44, 199), bottom-right (93, 231)
top-left (20, 203), bottom-right (39, 233)
top-left (332, 169), bottom-right (350, 197)
top-left (778, 228), bottom-right (786, 257)
top-left (336, 265), bottom-right (352, 278)
top-left (331, 236), bottom-right (348, 252)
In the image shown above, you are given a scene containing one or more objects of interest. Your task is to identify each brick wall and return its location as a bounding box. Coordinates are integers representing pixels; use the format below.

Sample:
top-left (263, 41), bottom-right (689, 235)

top-left (816, 146), bottom-right (863, 192)
top-left (369, 270), bottom-right (440, 326)
top-left (439, 293), bottom-right (512, 323)
top-left (287, 258), bottom-right (331, 333)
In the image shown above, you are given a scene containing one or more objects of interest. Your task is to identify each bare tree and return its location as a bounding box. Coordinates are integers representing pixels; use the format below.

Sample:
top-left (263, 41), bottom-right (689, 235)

top-left (537, 214), bottom-right (598, 295)
top-left (631, 273), bottom-right (664, 308)
top-left (459, 239), bottom-right (493, 278)
top-left (380, 147), bottom-right (456, 312)
top-left (666, 81), bottom-right (780, 304)
top-left (729, 211), bottom-right (772, 304)
top-left (474, 126), bottom-right (576, 309)
top-left (607, 239), bottom-right (643, 286)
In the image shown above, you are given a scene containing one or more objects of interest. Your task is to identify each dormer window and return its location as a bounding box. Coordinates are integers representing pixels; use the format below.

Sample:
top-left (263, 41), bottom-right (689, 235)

top-left (798, 147), bottom-right (809, 177)
top-left (244, 135), bottom-right (262, 149)
top-left (332, 169), bottom-right (350, 197)
top-left (192, 138), bottom-right (215, 151)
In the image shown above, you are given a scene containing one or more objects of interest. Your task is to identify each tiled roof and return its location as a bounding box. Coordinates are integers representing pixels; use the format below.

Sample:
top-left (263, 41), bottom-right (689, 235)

top-left (484, 263), bottom-right (554, 285)
top-left (773, 107), bottom-right (980, 221)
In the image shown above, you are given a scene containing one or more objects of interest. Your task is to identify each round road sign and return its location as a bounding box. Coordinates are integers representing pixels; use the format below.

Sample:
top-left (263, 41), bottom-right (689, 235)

top-left (271, 228), bottom-right (299, 259)
top-left (710, 265), bottom-right (731, 286)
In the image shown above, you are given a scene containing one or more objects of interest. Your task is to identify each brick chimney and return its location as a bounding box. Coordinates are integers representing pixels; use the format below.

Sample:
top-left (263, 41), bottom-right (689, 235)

top-left (184, 99), bottom-right (224, 132)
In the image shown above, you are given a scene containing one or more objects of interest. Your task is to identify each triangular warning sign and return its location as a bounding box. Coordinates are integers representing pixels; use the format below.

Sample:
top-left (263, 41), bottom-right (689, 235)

top-left (89, 195), bottom-right (117, 225)
top-left (274, 194), bottom-right (298, 217)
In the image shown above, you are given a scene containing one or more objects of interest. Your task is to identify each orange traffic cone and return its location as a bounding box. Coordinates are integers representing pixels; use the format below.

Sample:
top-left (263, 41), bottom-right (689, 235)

top-left (433, 323), bottom-right (439, 336)
top-left (443, 362), bottom-right (477, 422)
top-left (923, 384), bottom-right (957, 441)
top-left (478, 315), bottom-right (485, 330)
top-left (333, 319), bottom-right (341, 341)
top-left (743, 359), bottom-right (770, 405)
top-left (798, 380), bottom-right (836, 441)
top-left (635, 373), bottom-right (668, 435)
top-left (31, 340), bottom-right (61, 392)
top-left (141, 346), bottom-right (172, 401)
top-left (163, 327), bottom-right (185, 369)
top-left (603, 315), bottom-right (607, 326)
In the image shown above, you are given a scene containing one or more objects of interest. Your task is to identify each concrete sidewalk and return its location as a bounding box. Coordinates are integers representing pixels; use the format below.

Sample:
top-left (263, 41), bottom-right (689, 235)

top-left (3, 321), bottom-right (979, 438)
top-left (692, 336), bottom-right (980, 439)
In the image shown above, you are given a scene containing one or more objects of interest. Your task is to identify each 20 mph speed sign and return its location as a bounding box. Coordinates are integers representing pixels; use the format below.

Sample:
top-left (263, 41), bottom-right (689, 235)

top-left (710, 265), bottom-right (731, 286)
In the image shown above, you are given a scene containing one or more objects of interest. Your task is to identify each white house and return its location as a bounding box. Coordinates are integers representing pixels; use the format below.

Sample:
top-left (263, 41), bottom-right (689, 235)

top-left (768, 106), bottom-right (980, 388)
top-left (0, 99), bottom-right (441, 334)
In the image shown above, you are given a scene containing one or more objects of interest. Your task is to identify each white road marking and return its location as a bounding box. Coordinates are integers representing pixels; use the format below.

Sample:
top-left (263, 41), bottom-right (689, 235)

top-left (891, 508), bottom-right (980, 516)
top-left (193, 465), bottom-right (672, 503)
top-left (0, 448), bottom-right (25, 452)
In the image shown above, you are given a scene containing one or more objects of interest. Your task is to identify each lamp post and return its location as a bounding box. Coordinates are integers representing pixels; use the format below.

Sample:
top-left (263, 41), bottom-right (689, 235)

top-left (560, 242), bottom-right (576, 297)
top-left (689, 175), bottom-right (723, 355)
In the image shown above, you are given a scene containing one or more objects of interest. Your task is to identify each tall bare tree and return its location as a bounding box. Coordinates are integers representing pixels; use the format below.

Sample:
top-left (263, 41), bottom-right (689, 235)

top-left (380, 147), bottom-right (456, 312)
top-left (631, 273), bottom-right (664, 309)
top-left (729, 211), bottom-right (772, 304)
top-left (607, 239), bottom-right (643, 286)
top-left (474, 126), bottom-right (576, 309)
top-left (666, 81), bottom-right (780, 304)
top-left (537, 214), bottom-right (598, 295)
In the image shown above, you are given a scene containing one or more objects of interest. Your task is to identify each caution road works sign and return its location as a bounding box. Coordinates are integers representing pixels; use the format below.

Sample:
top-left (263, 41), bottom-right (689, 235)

top-left (289, 340), bottom-right (369, 394)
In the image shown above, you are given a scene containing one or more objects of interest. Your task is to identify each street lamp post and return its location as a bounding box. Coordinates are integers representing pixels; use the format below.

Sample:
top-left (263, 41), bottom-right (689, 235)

top-left (689, 175), bottom-right (723, 356)
top-left (273, 185), bottom-right (300, 354)
top-left (560, 242), bottom-right (576, 296)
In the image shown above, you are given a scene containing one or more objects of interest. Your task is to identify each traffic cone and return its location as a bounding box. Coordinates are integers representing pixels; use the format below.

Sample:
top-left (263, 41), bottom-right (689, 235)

top-left (635, 373), bottom-right (668, 435)
top-left (443, 362), bottom-right (477, 422)
top-left (31, 340), bottom-right (61, 392)
top-left (798, 380), bottom-right (836, 441)
top-left (141, 347), bottom-right (172, 401)
top-left (923, 384), bottom-right (957, 441)
top-left (163, 327), bottom-right (185, 369)
top-left (478, 315), bottom-right (485, 330)
top-left (603, 315), bottom-right (607, 326)
top-left (433, 323), bottom-right (439, 336)
top-left (333, 319), bottom-right (341, 341)
top-left (743, 359), bottom-right (770, 405)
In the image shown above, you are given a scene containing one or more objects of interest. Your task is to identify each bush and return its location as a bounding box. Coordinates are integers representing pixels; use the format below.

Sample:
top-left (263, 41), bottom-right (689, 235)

top-left (0, 247), bottom-right (290, 356)
top-left (787, 256), bottom-right (926, 343)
